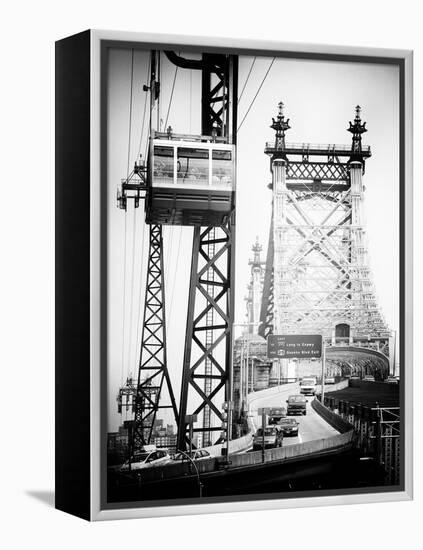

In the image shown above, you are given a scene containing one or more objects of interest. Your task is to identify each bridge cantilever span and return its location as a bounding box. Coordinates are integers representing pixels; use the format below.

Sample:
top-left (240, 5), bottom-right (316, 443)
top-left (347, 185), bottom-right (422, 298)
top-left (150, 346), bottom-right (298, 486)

top-left (326, 346), bottom-right (390, 377)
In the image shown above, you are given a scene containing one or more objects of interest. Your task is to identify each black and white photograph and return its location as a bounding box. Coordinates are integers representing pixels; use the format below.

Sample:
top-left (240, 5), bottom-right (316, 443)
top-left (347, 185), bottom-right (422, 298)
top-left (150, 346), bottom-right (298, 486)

top-left (3, 0), bottom-right (422, 544)
top-left (103, 43), bottom-right (404, 507)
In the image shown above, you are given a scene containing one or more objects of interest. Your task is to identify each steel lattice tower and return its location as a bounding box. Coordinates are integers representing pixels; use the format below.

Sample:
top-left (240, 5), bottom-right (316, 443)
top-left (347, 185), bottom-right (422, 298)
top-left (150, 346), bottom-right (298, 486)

top-left (117, 51), bottom-right (238, 453)
top-left (130, 225), bottom-right (179, 452)
top-left (259, 103), bottom-right (391, 375)
top-left (177, 55), bottom-right (238, 451)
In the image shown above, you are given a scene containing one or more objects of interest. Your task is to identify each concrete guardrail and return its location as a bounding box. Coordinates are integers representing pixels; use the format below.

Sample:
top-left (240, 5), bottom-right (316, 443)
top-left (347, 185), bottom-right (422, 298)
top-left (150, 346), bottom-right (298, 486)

top-left (127, 383), bottom-right (355, 484)
top-left (203, 383), bottom-right (299, 457)
top-left (218, 430), bottom-right (355, 469)
top-left (311, 397), bottom-right (354, 433)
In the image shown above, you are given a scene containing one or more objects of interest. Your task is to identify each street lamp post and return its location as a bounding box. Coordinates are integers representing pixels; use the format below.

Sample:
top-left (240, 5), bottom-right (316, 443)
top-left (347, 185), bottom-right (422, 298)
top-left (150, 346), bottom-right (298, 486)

top-left (177, 449), bottom-right (203, 498)
top-left (232, 321), bottom-right (262, 421)
top-left (185, 414), bottom-right (197, 458)
top-left (261, 409), bottom-right (266, 463)
top-left (321, 339), bottom-right (326, 405)
top-left (224, 400), bottom-right (233, 461)
top-left (391, 329), bottom-right (397, 377)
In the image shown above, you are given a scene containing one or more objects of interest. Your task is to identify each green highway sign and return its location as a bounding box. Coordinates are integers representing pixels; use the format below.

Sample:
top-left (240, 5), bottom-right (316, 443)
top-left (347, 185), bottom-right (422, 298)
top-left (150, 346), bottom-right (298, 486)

top-left (267, 334), bottom-right (322, 359)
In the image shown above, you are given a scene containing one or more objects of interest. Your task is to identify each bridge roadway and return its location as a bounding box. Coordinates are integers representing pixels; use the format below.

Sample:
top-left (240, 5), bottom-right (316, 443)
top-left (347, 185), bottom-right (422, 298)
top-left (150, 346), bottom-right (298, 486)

top-left (247, 382), bottom-right (340, 449)
top-left (108, 383), bottom-right (357, 502)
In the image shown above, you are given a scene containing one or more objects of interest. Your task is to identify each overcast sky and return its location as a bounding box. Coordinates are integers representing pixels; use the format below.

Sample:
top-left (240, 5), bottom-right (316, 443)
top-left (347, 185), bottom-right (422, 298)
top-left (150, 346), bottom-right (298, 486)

top-left (107, 48), bottom-right (399, 432)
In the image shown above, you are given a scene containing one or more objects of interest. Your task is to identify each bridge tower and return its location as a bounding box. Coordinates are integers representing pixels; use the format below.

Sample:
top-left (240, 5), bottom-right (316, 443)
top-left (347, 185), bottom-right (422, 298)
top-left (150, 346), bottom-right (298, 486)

top-left (245, 237), bottom-right (265, 335)
top-left (259, 103), bottom-right (391, 379)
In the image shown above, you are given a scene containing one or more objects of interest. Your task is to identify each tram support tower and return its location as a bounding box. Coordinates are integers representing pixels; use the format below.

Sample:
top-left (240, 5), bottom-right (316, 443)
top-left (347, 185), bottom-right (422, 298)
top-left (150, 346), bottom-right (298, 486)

top-left (260, 103), bottom-right (391, 380)
top-left (117, 51), bottom-right (238, 453)
top-left (176, 54), bottom-right (238, 451)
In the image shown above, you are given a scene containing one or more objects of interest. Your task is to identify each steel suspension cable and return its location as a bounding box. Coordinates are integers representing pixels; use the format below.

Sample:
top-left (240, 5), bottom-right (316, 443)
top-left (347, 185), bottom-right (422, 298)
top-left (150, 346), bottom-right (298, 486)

top-left (237, 57), bottom-right (275, 132)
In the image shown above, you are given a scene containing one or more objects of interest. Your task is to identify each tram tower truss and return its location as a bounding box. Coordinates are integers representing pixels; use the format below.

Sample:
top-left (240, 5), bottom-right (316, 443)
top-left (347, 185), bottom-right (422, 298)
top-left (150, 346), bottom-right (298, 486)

top-left (117, 51), bottom-right (238, 453)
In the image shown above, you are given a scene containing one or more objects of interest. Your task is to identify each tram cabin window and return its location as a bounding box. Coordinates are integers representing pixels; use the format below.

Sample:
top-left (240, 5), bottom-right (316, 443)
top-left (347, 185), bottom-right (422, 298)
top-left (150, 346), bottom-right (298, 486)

top-left (153, 146), bottom-right (174, 185)
top-left (151, 139), bottom-right (234, 190)
top-left (212, 150), bottom-right (232, 188)
top-left (177, 147), bottom-right (209, 185)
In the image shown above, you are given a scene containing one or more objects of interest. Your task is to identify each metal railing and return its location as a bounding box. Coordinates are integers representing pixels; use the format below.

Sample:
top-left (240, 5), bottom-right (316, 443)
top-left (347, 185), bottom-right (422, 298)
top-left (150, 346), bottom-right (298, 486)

top-left (322, 396), bottom-right (400, 485)
top-left (265, 141), bottom-right (371, 153)
top-left (154, 131), bottom-right (228, 143)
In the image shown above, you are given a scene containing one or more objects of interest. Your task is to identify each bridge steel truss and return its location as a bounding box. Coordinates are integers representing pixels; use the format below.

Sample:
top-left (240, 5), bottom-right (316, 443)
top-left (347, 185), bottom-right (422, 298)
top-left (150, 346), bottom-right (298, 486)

top-left (260, 212), bottom-right (274, 339)
top-left (259, 104), bottom-right (390, 356)
top-left (178, 224), bottom-right (234, 450)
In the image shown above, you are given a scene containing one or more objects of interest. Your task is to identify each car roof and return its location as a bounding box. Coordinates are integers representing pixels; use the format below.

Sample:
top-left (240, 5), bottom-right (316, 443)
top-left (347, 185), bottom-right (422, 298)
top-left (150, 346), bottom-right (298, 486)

top-left (140, 444), bottom-right (157, 451)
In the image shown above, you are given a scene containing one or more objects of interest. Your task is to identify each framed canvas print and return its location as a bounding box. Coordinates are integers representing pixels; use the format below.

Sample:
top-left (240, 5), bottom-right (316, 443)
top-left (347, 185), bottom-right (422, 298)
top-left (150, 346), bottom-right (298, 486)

top-left (55, 30), bottom-right (413, 521)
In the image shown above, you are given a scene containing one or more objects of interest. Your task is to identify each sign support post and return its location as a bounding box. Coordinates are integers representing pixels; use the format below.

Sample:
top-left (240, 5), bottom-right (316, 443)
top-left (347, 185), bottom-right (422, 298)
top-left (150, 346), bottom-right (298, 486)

top-left (185, 414), bottom-right (197, 457)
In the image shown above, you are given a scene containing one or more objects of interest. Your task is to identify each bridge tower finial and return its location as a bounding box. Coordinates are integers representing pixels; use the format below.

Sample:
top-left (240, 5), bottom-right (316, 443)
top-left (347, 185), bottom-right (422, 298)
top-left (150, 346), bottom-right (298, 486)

top-left (270, 101), bottom-right (291, 151)
top-left (348, 104), bottom-right (368, 163)
top-left (251, 236), bottom-right (263, 264)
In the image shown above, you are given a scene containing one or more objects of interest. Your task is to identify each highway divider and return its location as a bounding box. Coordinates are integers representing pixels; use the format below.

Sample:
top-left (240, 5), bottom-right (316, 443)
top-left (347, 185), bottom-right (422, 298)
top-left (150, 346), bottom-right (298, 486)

top-left (203, 383), bottom-right (298, 457)
top-left (202, 432), bottom-right (253, 457)
top-left (124, 427), bottom-right (356, 486)
top-left (311, 397), bottom-right (354, 433)
top-left (216, 429), bottom-right (355, 469)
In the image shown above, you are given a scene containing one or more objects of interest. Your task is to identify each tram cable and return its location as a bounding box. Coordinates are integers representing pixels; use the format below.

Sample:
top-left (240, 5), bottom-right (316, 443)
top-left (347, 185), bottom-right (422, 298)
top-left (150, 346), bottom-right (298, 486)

top-left (126, 50), bottom-right (139, 380)
top-left (189, 69), bottom-right (192, 133)
top-left (157, 52), bottom-right (161, 130)
top-left (126, 49), bottom-right (135, 178)
top-left (127, 207), bottom-right (138, 379)
top-left (238, 56), bottom-right (256, 104)
top-left (132, 55), bottom-right (151, 374)
top-left (164, 65), bottom-right (178, 130)
top-left (168, 226), bottom-right (183, 325)
top-left (134, 219), bottom-right (147, 372)
top-left (144, 100), bottom-right (153, 163)
top-left (237, 57), bottom-right (275, 132)
top-left (165, 224), bottom-right (175, 291)
top-left (121, 49), bottom-right (135, 386)
top-left (136, 55), bottom-right (151, 162)
top-left (120, 212), bottom-right (128, 387)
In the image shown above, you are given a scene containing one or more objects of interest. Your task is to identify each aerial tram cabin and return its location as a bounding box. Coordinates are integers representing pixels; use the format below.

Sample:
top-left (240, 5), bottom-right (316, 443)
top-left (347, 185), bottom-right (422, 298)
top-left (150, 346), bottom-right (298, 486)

top-left (145, 131), bottom-right (235, 226)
